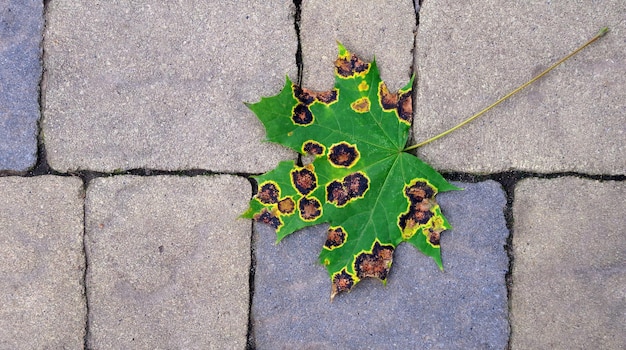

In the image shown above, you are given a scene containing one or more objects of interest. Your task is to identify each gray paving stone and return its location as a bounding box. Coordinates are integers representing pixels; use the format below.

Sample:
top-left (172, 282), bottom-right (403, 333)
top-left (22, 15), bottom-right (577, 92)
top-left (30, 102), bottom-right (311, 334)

top-left (511, 177), bottom-right (625, 349)
top-left (85, 175), bottom-right (251, 349)
top-left (43, 1), bottom-right (297, 173)
top-left (413, 1), bottom-right (626, 174)
top-left (300, 0), bottom-right (415, 92)
top-left (252, 181), bottom-right (509, 349)
top-left (0, 176), bottom-right (85, 348)
top-left (0, 0), bottom-right (43, 172)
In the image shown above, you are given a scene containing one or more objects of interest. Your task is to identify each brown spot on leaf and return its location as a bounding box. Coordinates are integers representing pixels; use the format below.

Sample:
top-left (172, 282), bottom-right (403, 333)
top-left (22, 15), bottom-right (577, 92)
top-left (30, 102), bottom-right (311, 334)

top-left (326, 180), bottom-right (350, 206)
top-left (405, 181), bottom-right (435, 202)
top-left (299, 197), bottom-right (322, 221)
top-left (277, 197), bottom-right (295, 215)
top-left (344, 172), bottom-right (369, 198)
top-left (399, 180), bottom-right (438, 238)
top-left (328, 142), bottom-right (359, 168)
top-left (335, 54), bottom-right (370, 78)
top-left (315, 89), bottom-right (338, 104)
top-left (303, 141), bottom-right (325, 156)
top-left (292, 104), bottom-right (313, 125)
top-left (254, 209), bottom-right (282, 230)
top-left (257, 182), bottom-right (279, 204)
top-left (350, 97), bottom-right (371, 113)
top-left (293, 85), bottom-right (316, 105)
top-left (427, 228), bottom-right (442, 246)
top-left (331, 269), bottom-right (355, 300)
top-left (379, 82), bottom-right (398, 110)
top-left (397, 91), bottom-right (413, 123)
top-left (354, 242), bottom-right (394, 281)
top-left (293, 85), bottom-right (338, 105)
top-left (291, 167), bottom-right (317, 195)
top-left (378, 82), bottom-right (412, 123)
top-left (324, 226), bottom-right (346, 249)
top-left (326, 172), bottom-right (369, 207)
top-left (412, 209), bottom-right (433, 225)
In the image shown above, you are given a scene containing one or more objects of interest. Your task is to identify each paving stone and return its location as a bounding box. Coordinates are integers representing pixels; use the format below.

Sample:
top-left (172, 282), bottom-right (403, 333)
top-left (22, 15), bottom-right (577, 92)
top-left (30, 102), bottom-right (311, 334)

top-left (511, 177), bottom-right (625, 349)
top-left (413, 1), bottom-right (626, 174)
top-left (0, 0), bottom-right (43, 172)
top-left (252, 181), bottom-right (509, 349)
top-left (300, 0), bottom-right (415, 92)
top-left (85, 175), bottom-right (251, 349)
top-left (0, 176), bottom-right (85, 348)
top-left (43, 1), bottom-right (297, 173)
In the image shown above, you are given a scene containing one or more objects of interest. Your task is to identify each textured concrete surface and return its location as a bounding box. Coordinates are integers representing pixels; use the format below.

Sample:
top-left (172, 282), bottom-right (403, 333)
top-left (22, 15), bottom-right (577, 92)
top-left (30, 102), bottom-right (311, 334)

top-left (0, 176), bottom-right (85, 348)
top-left (85, 175), bottom-right (251, 349)
top-left (300, 0), bottom-right (415, 92)
top-left (43, 1), bottom-right (297, 173)
top-left (413, 1), bottom-right (626, 174)
top-left (511, 177), bottom-right (625, 349)
top-left (0, 0), bottom-right (43, 171)
top-left (252, 181), bottom-right (509, 349)
top-left (2, 1), bottom-right (625, 348)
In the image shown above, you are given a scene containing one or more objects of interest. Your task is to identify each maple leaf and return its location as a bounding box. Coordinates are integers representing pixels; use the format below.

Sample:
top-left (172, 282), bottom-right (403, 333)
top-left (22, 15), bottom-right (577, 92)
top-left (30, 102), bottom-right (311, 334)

top-left (243, 43), bottom-right (460, 300)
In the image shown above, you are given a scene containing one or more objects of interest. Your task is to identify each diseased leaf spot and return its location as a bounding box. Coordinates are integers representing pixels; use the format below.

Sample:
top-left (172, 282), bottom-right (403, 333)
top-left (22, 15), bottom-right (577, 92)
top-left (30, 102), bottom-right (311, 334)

top-left (406, 180), bottom-right (435, 202)
top-left (277, 197), bottom-right (295, 215)
top-left (302, 141), bottom-right (325, 156)
top-left (379, 82), bottom-right (398, 110)
top-left (344, 172), bottom-right (369, 198)
top-left (315, 89), bottom-right (338, 105)
top-left (426, 227), bottom-right (441, 247)
top-left (293, 85), bottom-right (338, 105)
top-left (292, 104), bottom-right (314, 125)
top-left (324, 226), bottom-right (347, 250)
top-left (358, 81), bottom-right (369, 91)
top-left (378, 82), bottom-right (413, 124)
top-left (299, 197), bottom-right (322, 221)
top-left (331, 269), bottom-right (356, 300)
top-left (399, 179), bottom-right (437, 239)
top-left (293, 85), bottom-right (316, 105)
top-left (328, 142), bottom-right (359, 168)
top-left (326, 172), bottom-right (370, 207)
top-left (257, 182), bottom-right (280, 204)
top-left (326, 180), bottom-right (349, 206)
top-left (254, 209), bottom-right (283, 230)
top-left (397, 91), bottom-right (413, 124)
top-left (354, 241), bottom-right (394, 281)
top-left (291, 167), bottom-right (317, 195)
top-left (335, 53), bottom-right (370, 78)
top-left (350, 97), bottom-right (371, 113)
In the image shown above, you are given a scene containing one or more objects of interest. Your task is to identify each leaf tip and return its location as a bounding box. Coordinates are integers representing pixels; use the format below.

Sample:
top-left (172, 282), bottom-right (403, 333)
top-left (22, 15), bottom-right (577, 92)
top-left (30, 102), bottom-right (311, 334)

top-left (450, 184), bottom-right (464, 191)
top-left (335, 41), bottom-right (349, 57)
top-left (240, 207), bottom-right (254, 219)
top-left (435, 257), bottom-right (444, 271)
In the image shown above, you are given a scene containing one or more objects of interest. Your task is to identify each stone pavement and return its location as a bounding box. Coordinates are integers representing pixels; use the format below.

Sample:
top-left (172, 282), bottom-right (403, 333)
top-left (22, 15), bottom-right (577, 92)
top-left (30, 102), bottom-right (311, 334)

top-left (1, 0), bottom-right (624, 349)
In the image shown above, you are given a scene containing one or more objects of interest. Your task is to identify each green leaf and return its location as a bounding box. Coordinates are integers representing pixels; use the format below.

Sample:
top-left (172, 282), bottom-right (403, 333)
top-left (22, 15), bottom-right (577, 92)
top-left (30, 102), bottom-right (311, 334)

top-left (244, 43), bottom-right (460, 300)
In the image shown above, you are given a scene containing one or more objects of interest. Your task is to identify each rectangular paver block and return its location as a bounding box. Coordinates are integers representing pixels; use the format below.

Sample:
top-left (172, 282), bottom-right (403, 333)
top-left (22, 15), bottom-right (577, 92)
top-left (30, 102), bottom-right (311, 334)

top-left (43, 1), bottom-right (297, 173)
top-left (251, 181), bottom-right (509, 349)
top-left (85, 175), bottom-right (251, 349)
top-left (0, 176), bottom-right (85, 348)
top-left (413, 1), bottom-right (626, 174)
top-left (511, 177), bottom-right (625, 349)
top-left (0, 0), bottom-right (43, 171)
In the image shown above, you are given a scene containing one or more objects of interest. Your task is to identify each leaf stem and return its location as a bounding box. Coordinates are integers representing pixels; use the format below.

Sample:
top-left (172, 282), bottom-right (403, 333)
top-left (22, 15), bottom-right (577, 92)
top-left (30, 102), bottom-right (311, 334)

top-left (405, 27), bottom-right (609, 152)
